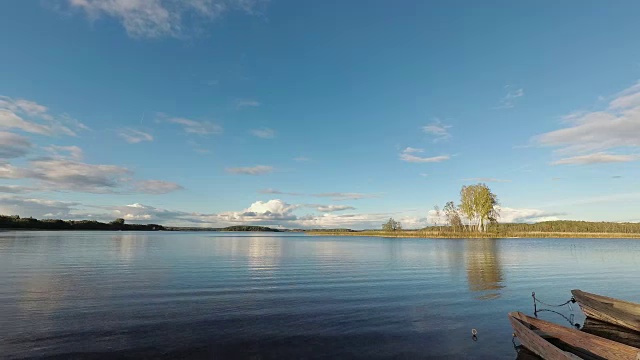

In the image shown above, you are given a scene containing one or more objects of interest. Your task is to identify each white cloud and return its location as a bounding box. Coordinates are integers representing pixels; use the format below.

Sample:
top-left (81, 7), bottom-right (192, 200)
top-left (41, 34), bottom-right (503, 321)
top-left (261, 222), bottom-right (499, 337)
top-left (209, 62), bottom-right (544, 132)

top-left (236, 99), bottom-right (261, 108)
top-left (426, 209), bottom-right (448, 225)
top-left (400, 147), bottom-right (450, 163)
top-left (67, 0), bottom-right (266, 39)
top-left (43, 145), bottom-right (84, 160)
top-left (535, 81), bottom-right (640, 163)
top-left (124, 200), bottom-right (392, 228)
top-left (0, 131), bottom-right (32, 159)
top-left (134, 180), bottom-right (184, 194)
top-left (57, 113), bottom-right (90, 133)
top-left (0, 163), bottom-right (22, 179)
top-left (495, 85), bottom-right (524, 109)
top-left (0, 96), bottom-right (88, 136)
top-left (293, 156), bottom-right (310, 162)
top-left (427, 206), bottom-right (565, 224)
top-left (551, 153), bottom-right (639, 165)
top-left (104, 203), bottom-right (194, 223)
top-left (258, 189), bottom-right (377, 201)
top-left (244, 199), bottom-right (296, 217)
top-left (250, 127), bottom-right (276, 139)
top-left (609, 82), bottom-right (640, 109)
top-left (402, 147), bottom-right (423, 154)
top-left (226, 165), bottom-right (273, 175)
top-left (168, 117), bottom-right (222, 135)
top-left (0, 110), bottom-right (53, 135)
top-left (0, 185), bottom-right (34, 194)
top-left (422, 120), bottom-right (451, 141)
top-left (0, 97), bottom-right (51, 119)
top-left (119, 128), bottom-right (153, 143)
top-left (312, 192), bottom-right (378, 201)
top-left (246, 199), bottom-right (296, 214)
top-left (310, 204), bottom-right (355, 213)
top-left (259, 188), bottom-right (303, 196)
top-left (0, 194), bottom-right (569, 229)
top-left (100, 200), bottom-right (299, 226)
top-left (561, 192), bottom-right (640, 206)
top-left (217, 199), bottom-right (299, 222)
top-left (294, 212), bottom-right (397, 229)
top-left (398, 216), bottom-right (430, 229)
top-left (497, 207), bottom-right (565, 223)
top-left (6, 159), bottom-right (131, 193)
top-left (461, 177), bottom-right (511, 183)
top-left (0, 154), bottom-right (183, 194)
top-left (0, 194), bottom-right (81, 219)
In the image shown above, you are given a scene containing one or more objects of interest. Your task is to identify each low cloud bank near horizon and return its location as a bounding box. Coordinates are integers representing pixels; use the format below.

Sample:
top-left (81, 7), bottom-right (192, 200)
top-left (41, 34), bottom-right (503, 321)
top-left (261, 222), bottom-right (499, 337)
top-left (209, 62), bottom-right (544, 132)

top-left (0, 196), bottom-right (580, 229)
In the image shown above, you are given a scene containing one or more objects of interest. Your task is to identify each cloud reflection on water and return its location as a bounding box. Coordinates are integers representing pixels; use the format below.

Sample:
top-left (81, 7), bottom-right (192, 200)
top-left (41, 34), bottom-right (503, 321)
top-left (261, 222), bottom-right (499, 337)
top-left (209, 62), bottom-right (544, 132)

top-left (112, 233), bottom-right (149, 262)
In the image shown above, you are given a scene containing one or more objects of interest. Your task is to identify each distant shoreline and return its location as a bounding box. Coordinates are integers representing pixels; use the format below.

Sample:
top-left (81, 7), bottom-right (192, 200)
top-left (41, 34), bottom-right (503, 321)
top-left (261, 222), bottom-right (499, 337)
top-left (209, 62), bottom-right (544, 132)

top-left (2, 229), bottom-right (639, 239)
top-left (0, 226), bottom-right (285, 232)
top-left (2, 228), bottom-right (639, 238)
top-left (0, 228), bottom-right (284, 232)
top-left (306, 230), bottom-right (640, 239)
top-left (0, 216), bottom-right (283, 232)
top-left (2, 215), bottom-right (640, 238)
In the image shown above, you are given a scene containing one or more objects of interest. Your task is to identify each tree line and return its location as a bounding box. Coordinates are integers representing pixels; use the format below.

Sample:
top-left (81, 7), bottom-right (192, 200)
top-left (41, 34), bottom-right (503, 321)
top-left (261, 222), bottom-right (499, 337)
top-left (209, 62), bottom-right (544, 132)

top-left (166, 225), bottom-right (282, 232)
top-left (492, 221), bottom-right (640, 234)
top-left (0, 216), bottom-right (164, 231)
top-left (0, 216), bottom-right (290, 232)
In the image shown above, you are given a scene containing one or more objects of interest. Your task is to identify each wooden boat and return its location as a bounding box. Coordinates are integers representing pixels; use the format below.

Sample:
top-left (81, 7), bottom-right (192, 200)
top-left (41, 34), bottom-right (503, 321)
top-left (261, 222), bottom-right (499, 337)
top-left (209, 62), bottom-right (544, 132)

top-left (508, 311), bottom-right (640, 360)
top-left (582, 318), bottom-right (640, 349)
top-left (572, 289), bottom-right (640, 332)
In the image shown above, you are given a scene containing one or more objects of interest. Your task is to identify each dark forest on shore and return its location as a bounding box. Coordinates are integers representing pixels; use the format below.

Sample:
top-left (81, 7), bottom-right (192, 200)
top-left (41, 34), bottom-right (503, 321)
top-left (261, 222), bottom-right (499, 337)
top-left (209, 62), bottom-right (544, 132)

top-left (2, 215), bottom-right (640, 236)
top-left (0, 215), bottom-right (279, 232)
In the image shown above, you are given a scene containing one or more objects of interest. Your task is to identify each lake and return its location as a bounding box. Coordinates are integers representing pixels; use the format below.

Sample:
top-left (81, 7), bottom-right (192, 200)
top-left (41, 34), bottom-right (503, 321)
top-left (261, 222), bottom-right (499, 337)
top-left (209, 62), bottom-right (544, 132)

top-left (1, 231), bottom-right (639, 359)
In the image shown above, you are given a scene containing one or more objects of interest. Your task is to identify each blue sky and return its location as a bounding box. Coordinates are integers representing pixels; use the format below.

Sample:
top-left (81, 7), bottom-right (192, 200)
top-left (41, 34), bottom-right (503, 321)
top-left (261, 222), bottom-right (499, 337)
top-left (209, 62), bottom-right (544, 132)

top-left (1, 1), bottom-right (640, 229)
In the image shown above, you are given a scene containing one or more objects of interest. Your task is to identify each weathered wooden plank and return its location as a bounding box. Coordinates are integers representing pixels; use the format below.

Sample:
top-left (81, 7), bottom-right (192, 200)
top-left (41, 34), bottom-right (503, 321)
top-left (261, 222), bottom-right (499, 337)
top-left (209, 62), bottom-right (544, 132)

top-left (510, 311), bottom-right (640, 360)
top-left (582, 318), bottom-right (640, 349)
top-left (509, 312), bottom-right (578, 360)
top-left (572, 290), bottom-right (640, 332)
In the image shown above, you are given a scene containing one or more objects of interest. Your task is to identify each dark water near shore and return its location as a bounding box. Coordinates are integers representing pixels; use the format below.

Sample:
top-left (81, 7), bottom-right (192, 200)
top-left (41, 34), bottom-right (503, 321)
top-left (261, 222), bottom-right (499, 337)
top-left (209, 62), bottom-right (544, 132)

top-left (1, 231), bottom-right (639, 359)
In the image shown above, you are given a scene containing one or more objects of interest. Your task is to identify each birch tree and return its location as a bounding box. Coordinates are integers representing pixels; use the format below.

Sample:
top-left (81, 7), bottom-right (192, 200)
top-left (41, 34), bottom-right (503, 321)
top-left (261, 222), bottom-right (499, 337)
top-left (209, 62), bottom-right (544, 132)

top-left (459, 183), bottom-right (499, 232)
top-left (382, 218), bottom-right (402, 231)
top-left (459, 185), bottom-right (477, 231)
top-left (443, 201), bottom-right (463, 231)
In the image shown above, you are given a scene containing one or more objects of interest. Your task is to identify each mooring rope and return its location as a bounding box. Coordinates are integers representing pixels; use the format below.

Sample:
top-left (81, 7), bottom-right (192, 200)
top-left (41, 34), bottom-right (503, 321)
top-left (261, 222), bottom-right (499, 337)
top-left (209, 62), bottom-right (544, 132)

top-left (534, 308), bottom-right (580, 328)
top-left (532, 292), bottom-right (576, 311)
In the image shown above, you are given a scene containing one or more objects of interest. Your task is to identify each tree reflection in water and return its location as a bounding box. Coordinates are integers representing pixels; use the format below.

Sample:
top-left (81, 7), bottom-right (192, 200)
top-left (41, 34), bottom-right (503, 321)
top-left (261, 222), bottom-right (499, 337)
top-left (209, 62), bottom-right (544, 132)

top-left (465, 239), bottom-right (504, 300)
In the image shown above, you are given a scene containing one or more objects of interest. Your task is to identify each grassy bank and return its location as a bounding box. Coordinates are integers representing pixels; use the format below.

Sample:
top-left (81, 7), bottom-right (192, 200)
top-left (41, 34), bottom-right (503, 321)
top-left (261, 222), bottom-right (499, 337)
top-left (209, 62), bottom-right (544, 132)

top-left (307, 230), bottom-right (640, 239)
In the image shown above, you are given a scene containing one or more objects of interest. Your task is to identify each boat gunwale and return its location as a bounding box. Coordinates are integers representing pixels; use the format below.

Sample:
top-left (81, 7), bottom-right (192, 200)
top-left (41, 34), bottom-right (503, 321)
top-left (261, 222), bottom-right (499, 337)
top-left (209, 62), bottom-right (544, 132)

top-left (508, 311), bottom-right (640, 360)
top-left (572, 289), bottom-right (640, 332)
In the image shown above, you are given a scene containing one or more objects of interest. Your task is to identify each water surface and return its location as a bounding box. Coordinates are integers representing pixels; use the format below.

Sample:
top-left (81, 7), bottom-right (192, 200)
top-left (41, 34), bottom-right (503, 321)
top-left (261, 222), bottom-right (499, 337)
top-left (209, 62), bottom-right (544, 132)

top-left (1, 231), bottom-right (639, 359)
